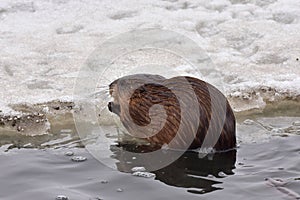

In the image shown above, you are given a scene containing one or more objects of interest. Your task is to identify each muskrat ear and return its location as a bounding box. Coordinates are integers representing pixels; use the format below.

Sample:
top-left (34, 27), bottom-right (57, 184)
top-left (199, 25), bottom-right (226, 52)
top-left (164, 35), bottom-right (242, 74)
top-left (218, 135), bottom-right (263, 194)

top-left (135, 86), bottom-right (148, 98)
top-left (139, 86), bottom-right (147, 93)
top-left (109, 79), bottom-right (118, 89)
top-left (132, 84), bottom-right (164, 103)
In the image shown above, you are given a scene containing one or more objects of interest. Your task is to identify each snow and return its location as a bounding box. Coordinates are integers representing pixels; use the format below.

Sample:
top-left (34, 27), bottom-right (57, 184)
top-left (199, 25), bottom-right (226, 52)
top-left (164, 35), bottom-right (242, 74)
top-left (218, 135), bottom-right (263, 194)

top-left (0, 0), bottom-right (299, 114)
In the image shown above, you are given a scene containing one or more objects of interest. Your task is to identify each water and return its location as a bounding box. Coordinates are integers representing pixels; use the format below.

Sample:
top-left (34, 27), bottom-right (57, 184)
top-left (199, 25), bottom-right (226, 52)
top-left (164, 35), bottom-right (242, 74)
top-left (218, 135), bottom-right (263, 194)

top-left (0, 133), bottom-right (299, 200)
top-left (0, 107), bottom-right (299, 199)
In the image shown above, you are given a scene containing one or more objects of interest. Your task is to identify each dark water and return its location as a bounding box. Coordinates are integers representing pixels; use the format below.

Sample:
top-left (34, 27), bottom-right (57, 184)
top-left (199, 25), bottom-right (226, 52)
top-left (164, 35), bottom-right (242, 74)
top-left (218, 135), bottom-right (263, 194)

top-left (0, 135), bottom-right (299, 200)
top-left (1, 103), bottom-right (300, 200)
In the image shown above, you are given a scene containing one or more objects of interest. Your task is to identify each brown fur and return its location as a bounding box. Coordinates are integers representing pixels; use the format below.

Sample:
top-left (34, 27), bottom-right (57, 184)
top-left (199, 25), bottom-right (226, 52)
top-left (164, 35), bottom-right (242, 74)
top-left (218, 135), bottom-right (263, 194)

top-left (108, 74), bottom-right (236, 151)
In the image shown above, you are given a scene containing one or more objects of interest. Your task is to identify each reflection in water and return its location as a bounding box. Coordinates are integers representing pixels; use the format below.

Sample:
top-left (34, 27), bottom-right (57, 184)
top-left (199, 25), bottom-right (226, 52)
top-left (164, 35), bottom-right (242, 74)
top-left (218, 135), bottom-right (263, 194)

top-left (110, 143), bottom-right (236, 195)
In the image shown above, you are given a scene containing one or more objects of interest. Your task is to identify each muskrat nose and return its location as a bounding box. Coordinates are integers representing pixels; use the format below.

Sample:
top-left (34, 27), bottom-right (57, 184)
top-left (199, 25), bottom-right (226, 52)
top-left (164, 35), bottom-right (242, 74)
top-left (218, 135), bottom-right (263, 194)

top-left (108, 102), bottom-right (113, 112)
top-left (108, 102), bottom-right (121, 115)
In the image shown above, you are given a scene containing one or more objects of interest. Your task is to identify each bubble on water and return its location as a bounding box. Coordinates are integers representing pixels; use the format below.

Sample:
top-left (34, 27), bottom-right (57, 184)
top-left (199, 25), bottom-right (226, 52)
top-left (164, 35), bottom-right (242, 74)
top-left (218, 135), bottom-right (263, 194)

top-left (271, 128), bottom-right (284, 134)
top-left (131, 167), bottom-right (146, 172)
top-left (207, 174), bottom-right (215, 178)
top-left (56, 195), bottom-right (69, 200)
top-left (100, 180), bottom-right (108, 184)
top-left (71, 156), bottom-right (87, 162)
top-left (64, 151), bottom-right (74, 156)
top-left (218, 171), bottom-right (227, 178)
top-left (265, 178), bottom-right (286, 187)
top-left (17, 126), bottom-right (22, 131)
top-left (132, 172), bottom-right (156, 178)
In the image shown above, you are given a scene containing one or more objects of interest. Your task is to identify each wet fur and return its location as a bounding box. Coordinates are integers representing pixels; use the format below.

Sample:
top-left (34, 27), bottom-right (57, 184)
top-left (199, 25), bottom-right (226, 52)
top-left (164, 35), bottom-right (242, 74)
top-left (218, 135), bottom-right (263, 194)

top-left (108, 74), bottom-right (236, 151)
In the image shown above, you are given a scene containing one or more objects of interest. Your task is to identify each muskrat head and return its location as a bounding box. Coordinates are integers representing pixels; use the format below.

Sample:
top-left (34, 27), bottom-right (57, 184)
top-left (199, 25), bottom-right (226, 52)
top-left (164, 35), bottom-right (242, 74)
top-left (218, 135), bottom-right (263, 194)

top-left (108, 74), bottom-right (166, 117)
top-left (108, 74), bottom-right (183, 141)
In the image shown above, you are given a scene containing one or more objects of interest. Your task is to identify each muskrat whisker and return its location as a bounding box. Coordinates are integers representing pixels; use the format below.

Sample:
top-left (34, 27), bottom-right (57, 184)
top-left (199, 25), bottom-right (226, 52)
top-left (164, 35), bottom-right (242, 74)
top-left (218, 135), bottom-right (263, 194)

top-left (90, 89), bottom-right (111, 98)
top-left (99, 105), bottom-right (109, 114)
top-left (96, 85), bottom-right (109, 89)
top-left (99, 76), bottom-right (115, 84)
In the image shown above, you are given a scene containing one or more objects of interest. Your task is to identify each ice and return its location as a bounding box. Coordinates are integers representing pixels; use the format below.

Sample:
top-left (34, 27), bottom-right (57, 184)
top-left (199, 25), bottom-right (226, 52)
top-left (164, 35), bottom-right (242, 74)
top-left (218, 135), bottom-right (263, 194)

top-left (132, 171), bottom-right (156, 178)
top-left (0, 0), bottom-right (299, 116)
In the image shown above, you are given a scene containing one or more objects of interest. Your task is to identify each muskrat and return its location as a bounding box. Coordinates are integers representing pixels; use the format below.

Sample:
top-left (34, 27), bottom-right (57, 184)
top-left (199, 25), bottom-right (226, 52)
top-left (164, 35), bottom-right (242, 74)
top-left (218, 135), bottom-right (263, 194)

top-left (108, 74), bottom-right (236, 151)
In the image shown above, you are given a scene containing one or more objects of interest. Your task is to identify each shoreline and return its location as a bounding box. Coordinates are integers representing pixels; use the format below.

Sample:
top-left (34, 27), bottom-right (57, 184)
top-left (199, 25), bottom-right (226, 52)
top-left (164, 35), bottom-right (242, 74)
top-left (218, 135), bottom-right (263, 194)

top-left (1, 98), bottom-right (299, 135)
top-left (0, 98), bottom-right (299, 151)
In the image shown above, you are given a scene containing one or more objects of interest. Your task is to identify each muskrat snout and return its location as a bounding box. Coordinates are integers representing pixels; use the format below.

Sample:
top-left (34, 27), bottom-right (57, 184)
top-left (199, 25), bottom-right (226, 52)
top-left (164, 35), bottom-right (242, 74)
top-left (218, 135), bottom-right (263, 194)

top-left (108, 102), bottom-right (121, 115)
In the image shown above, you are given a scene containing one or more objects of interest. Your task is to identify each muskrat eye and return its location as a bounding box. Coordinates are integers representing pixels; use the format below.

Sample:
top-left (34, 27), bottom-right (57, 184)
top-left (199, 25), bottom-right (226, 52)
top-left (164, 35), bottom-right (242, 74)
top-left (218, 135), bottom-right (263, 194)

top-left (139, 86), bottom-right (146, 93)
